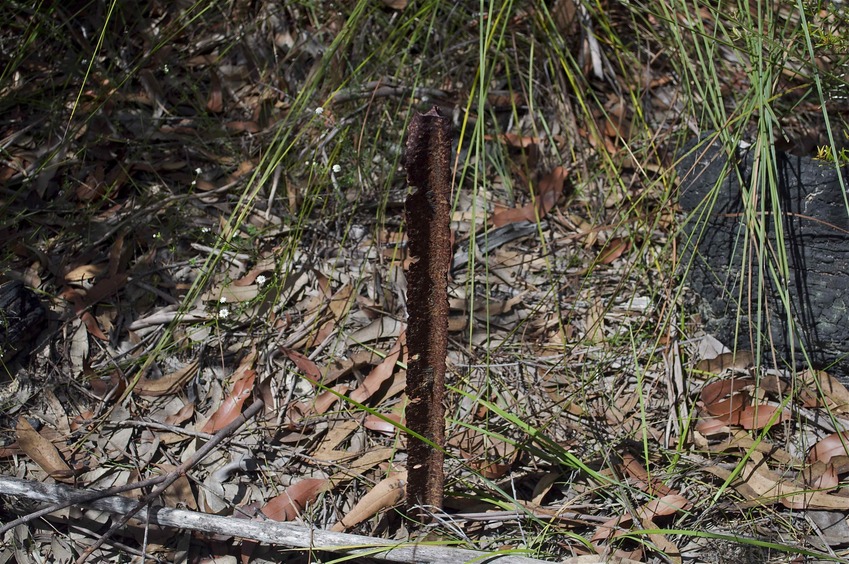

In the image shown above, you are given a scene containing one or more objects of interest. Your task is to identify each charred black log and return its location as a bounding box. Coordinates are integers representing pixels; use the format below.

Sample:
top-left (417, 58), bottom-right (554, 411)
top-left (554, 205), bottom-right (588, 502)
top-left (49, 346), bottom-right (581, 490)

top-left (677, 137), bottom-right (849, 379)
top-left (0, 280), bottom-right (46, 373)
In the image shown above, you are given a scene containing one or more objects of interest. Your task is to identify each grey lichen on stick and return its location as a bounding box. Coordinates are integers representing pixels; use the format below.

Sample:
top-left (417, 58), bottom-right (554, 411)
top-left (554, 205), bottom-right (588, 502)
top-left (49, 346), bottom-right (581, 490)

top-left (403, 106), bottom-right (452, 523)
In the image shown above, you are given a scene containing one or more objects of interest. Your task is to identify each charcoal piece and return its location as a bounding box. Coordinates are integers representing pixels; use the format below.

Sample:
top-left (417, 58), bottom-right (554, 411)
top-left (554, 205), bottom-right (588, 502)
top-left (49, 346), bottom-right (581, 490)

top-left (0, 280), bottom-right (46, 369)
top-left (677, 136), bottom-right (849, 378)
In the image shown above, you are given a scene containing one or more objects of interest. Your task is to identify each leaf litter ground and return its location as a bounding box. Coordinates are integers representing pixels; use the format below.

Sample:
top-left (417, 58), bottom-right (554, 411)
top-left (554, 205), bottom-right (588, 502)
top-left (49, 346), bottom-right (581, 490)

top-left (2, 1), bottom-right (849, 563)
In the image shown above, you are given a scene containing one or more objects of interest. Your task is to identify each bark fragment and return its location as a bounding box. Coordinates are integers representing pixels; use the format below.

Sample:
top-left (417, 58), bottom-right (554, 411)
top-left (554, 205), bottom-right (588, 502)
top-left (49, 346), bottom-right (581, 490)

top-left (403, 106), bottom-right (452, 523)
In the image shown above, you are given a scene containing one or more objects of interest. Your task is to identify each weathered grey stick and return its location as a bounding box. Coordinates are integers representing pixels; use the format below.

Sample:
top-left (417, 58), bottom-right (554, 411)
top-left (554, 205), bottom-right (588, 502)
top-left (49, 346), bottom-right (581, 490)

top-left (0, 476), bottom-right (551, 564)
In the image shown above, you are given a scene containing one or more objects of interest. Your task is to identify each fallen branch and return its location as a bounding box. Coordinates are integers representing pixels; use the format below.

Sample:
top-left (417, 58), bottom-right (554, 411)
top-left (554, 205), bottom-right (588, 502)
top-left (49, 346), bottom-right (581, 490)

top-left (0, 400), bottom-right (263, 541)
top-left (0, 476), bottom-right (551, 564)
top-left (73, 398), bottom-right (265, 562)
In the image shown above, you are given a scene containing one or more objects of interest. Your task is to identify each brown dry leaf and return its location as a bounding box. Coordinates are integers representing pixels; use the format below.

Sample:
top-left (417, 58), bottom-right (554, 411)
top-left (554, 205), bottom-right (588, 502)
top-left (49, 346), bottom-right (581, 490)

top-left (449, 426), bottom-right (517, 479)
top-left (584, 294), bottom-right (605, 344)
top-left (801, 460), bottom-right (839, 491)
top-left (206, 71), bottom-right (224, 113)
top-left (280, 347), bottom-right (323, 383)
top-left (304, 284), bottom-right (356, 349)
top-left (233, 254), bottom-right (277, 286)
top-left (712, 462), bottom-right (849, 510)
top-left (158, 463), bottom-right (198, 510)
top-left (487, 132), bottom-right (544, 148)
top-left (65, 263), bottom-right (106, 283)
top-left (330, 470), bottom-right (407, 532)
top-left (695, 351), bottom-right (754, 375)
top-left (349, 331), bottom-right (405, 404)
top-left (165, 402), bottom-right (195, 426)
top-left (202, 351), bottom-right (258, 433)
top-left (344, 316), bottom-right (403, 347)
top-left (621, 453), bottom-right (674, 497)
top-left (700, 377), bottom-right (755, 405)
top-left (327, 283), bottom-right (354, 320)
top-left (313, 420), bottom-right (361, 462)
top-left (704, 392), bottom-right (748, 423)
top-left (16, 417), bottom-right (74, 482)
top-left (363, 413), bottom-right (403, 436)
top-left (639, 494), bottom-right (692, 520)
top-left (737, 404), bottom-right (791, 430)
top-left (261, 477), bottom-right (329, 521)
top-left (800, 369), bottom-right (849, 411)
top-left (537, 165), bottom-right (568, 213)
top-left (593, 494), bottom-right (690, 544)
top-left (311, 383), bottom-right (350, 415)
top-left (636, 496), bottom-right (690, 564)
top-left (809, 432), bottom-right (849, 464)
top-left (323, 350), bottom-right (391, 385)
top-left (597, 238), bottom-right (630, 264)
top-left (603, 94), bottom-right (631, 141)
top-left (75, 274), bottom-right (128, 309)
top-left (226, 121), bottom-right (260, 133)
top-left (490, 166), bottom-right (568, 227)
top-left (136, 360), bottom-right (200, 397)
top-left (89, 371), bottom-right (126, 400)
top-left (694, 415), bottom-right (732, 436)
top-left (709, 430), bottom-right (795, 465)
top-left (201, 284), bottom-right (260, 303)
top-left (202, 369), bottom-right (256, 432)
top-left (380, 0), bottom-right (408, 9)
top-left (531, 473), bottom-right (561, 505)
top-left (79, 310), bottom-right (108, 341)
top-left (328, 448), bottom-right (395, 484)
top-left (551, 0), bottom-right (579, 35)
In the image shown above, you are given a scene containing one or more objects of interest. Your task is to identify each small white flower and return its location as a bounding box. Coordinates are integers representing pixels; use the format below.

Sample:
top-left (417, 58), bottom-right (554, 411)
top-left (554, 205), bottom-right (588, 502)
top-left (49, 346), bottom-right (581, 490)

top-left (191, 179), bottom-right (197, 186)
top-left (332, 164), bottom-right (342, 173)
top-left (163, 64), bottom-right (169, 74)
top-left (256, 275), bottom-right (267, 286)
top-left (314, 107), bottom-right (324, 115)
top-left (218, 308), bottom-right (230, 319)
top-left (201, 227), bottom-right (210, 233)
top-left (219, 296), bottom-right (227, 304)
top-left (195, 167), bottom-right (202, 175)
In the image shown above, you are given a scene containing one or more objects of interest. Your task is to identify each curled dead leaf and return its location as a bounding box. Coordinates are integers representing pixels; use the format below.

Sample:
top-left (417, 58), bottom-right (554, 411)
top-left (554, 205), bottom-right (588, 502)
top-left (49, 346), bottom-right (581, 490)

top-left (694, 416), bottom-right (731, 436)
top-left (330, 470), bottom-right (407, 532)
top-left (136, 361), bottom-right (200, 397)
top-left (348, 331), bottom-right (405, 405)
top-left (704, 391), bottom-right (749, 420)
top-left (448, 426), bottom-right (517, 479)
top-left (597, 238), bottom-right (630, 264)
top-left (592, 494), bottom-right (690, 543)
top-left (737, 403), bottom-right (791, 430)
top-left (261, 477), bottom-right (329, 521)
top-left (16, 417), bottom-right (74, 483)
top-left (363, 413), bottom-right (402, 436)
top-left (809, 432), bottom-right (849, 464)
top-left (700, 377), bottom-right (754, 405)
top-left (490, 166), bottom-right (568, 227)
top-left (203, 350), bottom-right (258, 433)
top-left (800, 369), bottom-right (849, 411)
top-left (695, 351), bottom-right (754, 375)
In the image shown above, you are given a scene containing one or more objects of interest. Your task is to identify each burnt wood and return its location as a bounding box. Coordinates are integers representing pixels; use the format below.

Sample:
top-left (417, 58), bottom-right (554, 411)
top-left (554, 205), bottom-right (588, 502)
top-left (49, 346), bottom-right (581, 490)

top-left (0, 280), bottom-right (46, 373)
top-left (677, 137), bottom-right (849, 379)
